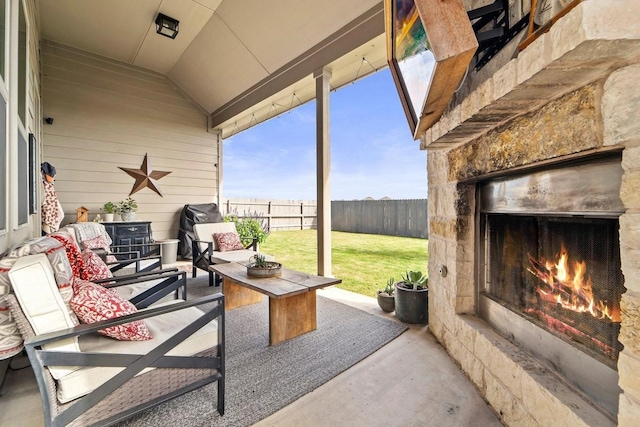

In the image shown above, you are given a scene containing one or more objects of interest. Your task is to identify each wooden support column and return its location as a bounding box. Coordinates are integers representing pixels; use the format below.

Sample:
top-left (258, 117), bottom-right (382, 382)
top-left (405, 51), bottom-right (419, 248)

top-left (314, 68), bottom-right (332, 277)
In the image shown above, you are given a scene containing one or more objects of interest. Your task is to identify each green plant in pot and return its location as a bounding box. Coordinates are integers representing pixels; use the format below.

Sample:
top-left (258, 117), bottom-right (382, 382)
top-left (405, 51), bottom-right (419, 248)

top-left (102, 201), bottom-right (116, 222)
top-left (116, 197), bottom-right (138, 222)
top-left (246, 253), bottom-right (282, 278)
top-left (377, 277), bottom-right (396, 313)
top-left (395, 270), bottom-right (428, 324)
top-left (224, 211), bottom-right (270, 249)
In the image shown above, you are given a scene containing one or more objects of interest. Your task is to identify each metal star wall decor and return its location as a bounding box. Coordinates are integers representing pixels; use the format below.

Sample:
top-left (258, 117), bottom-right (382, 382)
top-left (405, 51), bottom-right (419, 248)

top-left (119, 153), bottom-right (171, 197)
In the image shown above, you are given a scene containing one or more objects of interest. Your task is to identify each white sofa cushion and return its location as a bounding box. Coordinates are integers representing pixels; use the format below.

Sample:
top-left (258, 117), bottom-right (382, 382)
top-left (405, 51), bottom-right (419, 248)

top-left (112, 279), bottom-right (177, 305)
top-left (193, 222), bottom-right (275, 265)
top-left (110, 258), bottom-right (159, 277)
top-left (56, 300), bottom-right (219, 403)
top-left (9, 254), bottom-right (80, 379)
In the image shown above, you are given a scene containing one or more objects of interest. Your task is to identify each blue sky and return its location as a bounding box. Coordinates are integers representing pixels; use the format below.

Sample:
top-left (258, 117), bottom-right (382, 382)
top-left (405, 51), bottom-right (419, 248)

top-left (222, 68), bottom-right (427, 201)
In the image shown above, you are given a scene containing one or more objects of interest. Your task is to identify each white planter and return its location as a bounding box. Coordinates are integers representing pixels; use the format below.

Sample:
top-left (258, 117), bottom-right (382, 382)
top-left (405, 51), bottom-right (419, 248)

top-left (103, 213), bottom-right (115, 222)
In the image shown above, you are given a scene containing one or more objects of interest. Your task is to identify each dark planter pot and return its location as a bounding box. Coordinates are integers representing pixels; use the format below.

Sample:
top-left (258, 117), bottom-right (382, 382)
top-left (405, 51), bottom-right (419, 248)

top-left (377, 291), bottom-right (395, 313)
top-left (394, 283), bottom-right (428, 324)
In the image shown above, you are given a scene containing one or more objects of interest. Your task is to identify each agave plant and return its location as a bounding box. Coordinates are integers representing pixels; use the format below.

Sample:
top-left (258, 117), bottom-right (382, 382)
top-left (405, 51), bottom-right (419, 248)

top-left (383, 277), bottom-right (395, 296)
top-left (399, 270), bottom-right (428, 290)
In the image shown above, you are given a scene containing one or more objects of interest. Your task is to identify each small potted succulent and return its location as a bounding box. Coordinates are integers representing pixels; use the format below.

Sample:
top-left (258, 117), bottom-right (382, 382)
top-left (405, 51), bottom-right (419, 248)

top-left (102, 201), bottom-right (117, 222)
top-left (246, 253), bottom-right (282, 278)
top-left (395, 270), bottom-right (428, 324)
top-left (377, 277), bottom-right (395, 313)
top-left (117, 197), bottom-right (138, 222)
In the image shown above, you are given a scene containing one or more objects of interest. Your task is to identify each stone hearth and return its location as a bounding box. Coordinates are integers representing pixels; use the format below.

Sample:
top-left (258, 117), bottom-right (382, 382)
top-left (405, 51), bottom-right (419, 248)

top-left (424, 1), bottom-right (640, 425)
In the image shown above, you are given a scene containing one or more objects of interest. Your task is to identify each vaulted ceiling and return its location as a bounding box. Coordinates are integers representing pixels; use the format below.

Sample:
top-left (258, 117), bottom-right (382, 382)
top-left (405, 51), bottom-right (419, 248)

top-left (38, 0), bottom-right (386, 138)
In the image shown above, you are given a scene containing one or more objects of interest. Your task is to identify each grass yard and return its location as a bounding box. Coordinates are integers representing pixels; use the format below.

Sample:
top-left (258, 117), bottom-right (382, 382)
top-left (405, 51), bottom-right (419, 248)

top-left (260, 229), bottom-right (428, 298)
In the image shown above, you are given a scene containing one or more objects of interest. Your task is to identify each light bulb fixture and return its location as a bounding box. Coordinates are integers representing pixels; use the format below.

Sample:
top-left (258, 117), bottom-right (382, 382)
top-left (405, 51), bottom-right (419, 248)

top-left (155, 13), bottom-right (179, 39)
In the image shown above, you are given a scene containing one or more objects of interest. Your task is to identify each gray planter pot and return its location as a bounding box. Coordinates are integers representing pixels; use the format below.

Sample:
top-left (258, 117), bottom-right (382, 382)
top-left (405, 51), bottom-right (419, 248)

top-left (377, 291), bottom-right (395, 313)
top-left (246, 262), bottom-right (282, 278)
top-left (120, 211), bottom-right (136, 222)
top-left (394, 283), bottom-right (428, 324)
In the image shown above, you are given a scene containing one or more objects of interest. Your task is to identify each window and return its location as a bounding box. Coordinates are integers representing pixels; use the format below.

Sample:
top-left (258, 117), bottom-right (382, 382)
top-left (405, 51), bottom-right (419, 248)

top-left (0, 98), bottom-right (6, 231)
top-left (16, 0), bottom-right (28, 226)
top-left (0, 0), bottom-right (5, 80)
top-left (28, 133), bottom-right (36, 214)
top-left (17, 131), bottom-right (27, 224)
top-left (0, 0), bottom-right (7, 232)
top-left (17, 0), bottom-right (26, 126)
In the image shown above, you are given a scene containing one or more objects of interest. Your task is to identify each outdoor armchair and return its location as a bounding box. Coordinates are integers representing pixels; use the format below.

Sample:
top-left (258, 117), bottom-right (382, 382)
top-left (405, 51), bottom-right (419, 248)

top-left (191, 222), bottom-right (275, 286)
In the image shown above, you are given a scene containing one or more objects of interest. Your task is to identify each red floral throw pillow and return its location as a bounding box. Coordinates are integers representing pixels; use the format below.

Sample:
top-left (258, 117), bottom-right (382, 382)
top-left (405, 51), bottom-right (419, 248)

top-left (82, 249), bottom-right (113, 281)
top-left (213, 232), bottom-right (244, 252)
top-left (70, 280), bottom-right (152, 341)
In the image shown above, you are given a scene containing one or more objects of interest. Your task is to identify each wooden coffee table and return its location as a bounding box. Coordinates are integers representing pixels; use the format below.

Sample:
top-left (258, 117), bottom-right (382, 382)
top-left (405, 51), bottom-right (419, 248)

top-left (210, 262), bottom-right (341, 345)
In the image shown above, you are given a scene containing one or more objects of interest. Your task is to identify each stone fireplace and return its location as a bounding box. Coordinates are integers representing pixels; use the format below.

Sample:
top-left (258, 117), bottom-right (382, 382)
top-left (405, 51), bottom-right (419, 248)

top-left (423, 1), bottom-right (640, 425)
top-left (479, 155), bottom-right (624, 416)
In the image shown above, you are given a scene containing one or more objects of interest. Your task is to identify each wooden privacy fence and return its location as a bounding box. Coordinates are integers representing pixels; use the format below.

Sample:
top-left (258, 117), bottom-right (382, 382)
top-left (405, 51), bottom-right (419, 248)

top-left (331, 199), bottom-right (428, 238)
top-left (223, 198), bottom-right (317, 231)
top-left (223, 198), bottom-right (428, 238)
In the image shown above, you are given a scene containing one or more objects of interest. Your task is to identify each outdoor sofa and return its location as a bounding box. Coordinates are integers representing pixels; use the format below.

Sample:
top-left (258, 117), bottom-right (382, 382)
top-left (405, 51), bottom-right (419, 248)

top-left (0, 232), bottom-right (225, 426)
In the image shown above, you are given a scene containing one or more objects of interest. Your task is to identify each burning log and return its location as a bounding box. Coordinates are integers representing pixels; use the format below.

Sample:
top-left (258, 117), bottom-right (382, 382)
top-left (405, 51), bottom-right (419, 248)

top-left (527, 253), bottom-right (591, 305)
top-left (524, 307), bottom-right (621, 363)
top-left (526, 249), bottom-right (612, 320)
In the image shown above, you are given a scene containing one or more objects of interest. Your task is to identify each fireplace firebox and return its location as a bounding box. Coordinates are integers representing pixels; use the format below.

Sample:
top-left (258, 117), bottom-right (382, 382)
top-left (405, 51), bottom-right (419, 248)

top-left (477, 155), bottom-right (625, 417)
top-left (486, 215), bottom-right (623, 363)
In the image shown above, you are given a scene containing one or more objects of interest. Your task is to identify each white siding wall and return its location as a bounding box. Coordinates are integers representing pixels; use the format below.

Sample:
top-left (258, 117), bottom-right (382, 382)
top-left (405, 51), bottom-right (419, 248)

top-left (40, 41), bottom-right (220, 240)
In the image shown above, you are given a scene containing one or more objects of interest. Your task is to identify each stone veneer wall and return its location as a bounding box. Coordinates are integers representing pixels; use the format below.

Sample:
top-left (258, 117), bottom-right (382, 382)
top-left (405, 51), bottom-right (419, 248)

top-left (608, 64), bottom-right (640, 427)
top-left (427, 61), bottom-right (640, 426)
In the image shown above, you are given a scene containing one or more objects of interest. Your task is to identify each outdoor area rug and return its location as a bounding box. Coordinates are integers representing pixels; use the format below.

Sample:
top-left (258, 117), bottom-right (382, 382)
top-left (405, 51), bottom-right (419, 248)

top-left (119, 276), bottom-right (407, 427)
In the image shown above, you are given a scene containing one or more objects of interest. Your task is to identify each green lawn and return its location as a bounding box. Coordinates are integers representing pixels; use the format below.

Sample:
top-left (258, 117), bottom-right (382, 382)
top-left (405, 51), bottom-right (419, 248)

top-left (260, 230), bottom-right (428, 298)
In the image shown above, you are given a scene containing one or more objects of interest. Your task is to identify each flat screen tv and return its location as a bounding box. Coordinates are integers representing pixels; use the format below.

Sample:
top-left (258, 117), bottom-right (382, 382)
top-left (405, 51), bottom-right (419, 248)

top-left (385, 0), bottom-right (477, 140)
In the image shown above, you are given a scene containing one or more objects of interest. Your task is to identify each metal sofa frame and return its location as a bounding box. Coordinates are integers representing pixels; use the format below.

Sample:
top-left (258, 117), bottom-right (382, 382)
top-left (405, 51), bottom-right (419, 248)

top-left (94, 268), bottom-right (187, 309)
top-left (98, 242), bottom-right (162, 276)
top-left (7, 281), bottom-right (225, 427)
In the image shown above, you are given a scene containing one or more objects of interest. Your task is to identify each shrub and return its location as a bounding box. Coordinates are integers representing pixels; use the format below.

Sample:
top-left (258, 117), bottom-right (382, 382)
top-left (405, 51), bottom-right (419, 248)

top-left (224, 211), bottom-right (270, 247)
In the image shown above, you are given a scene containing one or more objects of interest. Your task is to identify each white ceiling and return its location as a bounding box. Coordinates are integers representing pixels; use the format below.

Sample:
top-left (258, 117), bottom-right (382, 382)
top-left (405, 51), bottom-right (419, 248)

top-left (38, 0), bottom-right (386, 138)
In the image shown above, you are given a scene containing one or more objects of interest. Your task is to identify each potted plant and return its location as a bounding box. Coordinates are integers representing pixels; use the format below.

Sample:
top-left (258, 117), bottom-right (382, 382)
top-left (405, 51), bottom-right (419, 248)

top-left (246, 253), bottom-right (282, 278)
top-left (377, 277), bottom-right (395, 313)
top-left (117, 197), bottom-right (138, 222)
top-left (102, 201), bottom-right (116, 222)
top-left (224, 212), bottom-right (270, 250)
top-left (395, 270), bottom-right (428, 324)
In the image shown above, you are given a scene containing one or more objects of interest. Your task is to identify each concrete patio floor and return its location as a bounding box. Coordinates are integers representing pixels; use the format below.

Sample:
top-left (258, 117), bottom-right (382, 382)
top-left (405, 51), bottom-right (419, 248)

top-left (0, 283), bottom-right (501, 427)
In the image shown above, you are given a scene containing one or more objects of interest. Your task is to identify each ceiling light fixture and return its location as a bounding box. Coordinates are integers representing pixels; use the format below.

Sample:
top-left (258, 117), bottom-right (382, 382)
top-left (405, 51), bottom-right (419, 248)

top-left (155, 13), bottom-right (179, 39)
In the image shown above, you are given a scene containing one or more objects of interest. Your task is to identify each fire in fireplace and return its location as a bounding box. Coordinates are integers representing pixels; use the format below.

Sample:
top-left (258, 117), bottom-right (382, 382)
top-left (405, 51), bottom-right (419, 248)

top-left (486, 215), bottom-right (623, 366)
top-left (527, 244), bottom-right (619, 322)
top-left (478, 155), bottom-right (625, 416)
